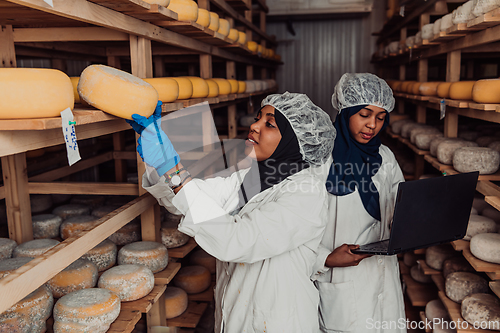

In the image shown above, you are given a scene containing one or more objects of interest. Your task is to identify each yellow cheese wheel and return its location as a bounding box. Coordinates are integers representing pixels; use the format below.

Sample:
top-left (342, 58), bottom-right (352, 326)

top-left (108, 220), bottom-right (142, 246)
top-left (196, 8), bottom-right (210, 27)
top-left (60, 215), bottom-right (99, 240)
top-left (171, 77), bottom-right (193, 99)
top-left (0, 238), bottom-right (17, 260)
top-left (419, 82), bottom-right (442, 96)
top-left (449, 81), bottom-right (476, 100)
top-left (52, 204), bottom-right (90, 219)
top-left (98, 264), bottom-right (154, 302)
top-left (142, 0), bottom-right (169, 5)
top-left (143, 78), bottom-right (179, 103)
top-left (211, 78), bottom-right (231, 95)
top-left (173, 265), bottom-right (211, 294)
top-left (189, 249), bottom-right (216, 274)
top-left (400, 81), bottom-right (415, 93)
top-left (205, 79), bottom-right (219, 97)
top-left (217, 18), bottom-right (230, 37)
top-left (70, 77), bottom-right (81, 103)
top-left (257, 44), bottom-right (264, 54)
top-left (392, 81), bottom-right (402, 92)
top-left (167, 0), bottom-right (198, 21)
top-left (437, 82), bottom-right (453, 98)
top-left (47, 259), bottom-right (98, 298)
top-left (53, 288), bottom-right (121, 332)
top-left (0, 68), bottom-right (74, 119)
top-left (411, 82), bottom-right (422, 95)
top-left (13, 239), bottom-right (59, 258)
top-left (78, 65), bottom-right (158, 120)
top-left (164, 287), bottom-right (188, 319)
top-left (118, 241), bottom-right (169, 273)
top-left (81, 240), bottom-right (117, 272)
top-left (472, 79), bottom-right (500, 104)
top-left (208, 12), bottom-right (219, 31)
top-left (237, 81), bottom-right (246, 93)
top-left (246, 41), bottom-right (258, 52)
top-left (182, 76), bottom-right (209, 98)
top-left (237, 31), bottom-right (246, 45)
top-left (227, 28), bottom-right (239, 42)
top-left (227, 79), bottom-right (239, 94)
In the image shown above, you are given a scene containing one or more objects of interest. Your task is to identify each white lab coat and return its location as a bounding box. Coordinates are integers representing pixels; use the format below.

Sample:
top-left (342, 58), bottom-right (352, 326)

top-left (143, 161), bottom-right (332, 333)
top-left (312, 145), bottom-right (407, 333)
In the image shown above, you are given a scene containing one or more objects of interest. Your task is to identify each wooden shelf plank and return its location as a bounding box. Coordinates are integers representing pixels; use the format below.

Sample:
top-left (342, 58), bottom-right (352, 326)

top-left (432, 273), bottom-right (445, 292)
top-left (420, 311), bottom-right (432, 332)
top-left (451, 239), bottom-right (469, 251)
top-left (417, 259), bottom-right (441, 275)
top-left (467, 7), bottom-right (500, 30)
top-left (398, 136), bottom-right (430, 155)
top-left (108, 309), bottom-right (142, 333)
top-left (121, 284), bottom-right (167, 313)
top-left (414, 248), bottom-right (427, 255)
top-left (166, 301), bottom-right (208, 328)
top-left (462, 246), bottom-right (500, 280)
top-left (188, 281), bottom-right (215, 302)
top-left (154, 262), bottom-right (181, 285)
top-left (430, 31), bottom-right (466, 42)
top-left (445, 99), bottom-right (471, 108)
top-left (469, 103), bottom-right (500, 111)
top-left (403, 274), bottom-right (438, 307)
top-left (485, 196), bottom-right (500, 211)
top-left (168, 238), bottom-right (198, 259)
top-left (490, 280), bottom-right (500, 298)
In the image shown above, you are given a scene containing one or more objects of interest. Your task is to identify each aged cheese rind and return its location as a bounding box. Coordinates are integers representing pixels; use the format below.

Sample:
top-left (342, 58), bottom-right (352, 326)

top-left (47, 259), bottom-right (99, 298)
top-left (415, 132), bottom-right (443, 150)
top-left (410, 264), bottom-right (432, 283)
top-left (189, 249), bottom-right (216, 274)
top-left (445, 272), bottom-right (489, 303)
top-left (80, 240), bottom-right (117, 272)
top-left (425, 244), bottom-right (456, 270)
top-left (430, 137), bottom-right (449, 157)
top-left (0, 238), bottom-right (17, 260)
top-left (461, 293), bottom-right (500, 328)
top-left (164, 287), bottom-right (189, 319)
top-left (108, 220), bottom-right (142, 246)
top-left (32, 214), bottom-right (63, 239)
top-left (470, 233), bottom-right (500, 264)
top-left (442, 257), bottom-right (474, 279)
top-left (52, 204), bottom-right (90, 219)
top-left (118, 241), bottom-right (169, 273)
top-left (425, 299), bottom-right (450, 321)
top-left (12, 239), bottom-right (60, 258)
top-left (173, 265), bottom-right (211, 294)
top-left (464, 214), bottom-right (497, 240)
top-left (60, 215), bottom-right (99, 239)
top-left (98, 264), bottom-right (154, 302)
top-left (436, 139), bottom-right (478, 165)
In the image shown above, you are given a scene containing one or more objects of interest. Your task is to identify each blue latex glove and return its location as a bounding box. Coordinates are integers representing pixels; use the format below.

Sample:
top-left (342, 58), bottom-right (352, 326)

top-left (128, 101), bottom-right (180, 176)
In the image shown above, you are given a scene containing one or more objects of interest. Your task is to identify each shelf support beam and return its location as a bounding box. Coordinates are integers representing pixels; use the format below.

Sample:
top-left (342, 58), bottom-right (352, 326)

top-left (0, 25), bottom-right (16, 68)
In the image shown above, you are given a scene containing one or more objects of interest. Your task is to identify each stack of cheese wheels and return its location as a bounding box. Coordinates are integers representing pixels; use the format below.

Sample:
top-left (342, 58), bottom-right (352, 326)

top-left (81, 240), bottom-right (117, 272)
top-left (462, 293), bottom-right (500, 327)
top-left (171, 77), bottom-right (193, 99)
top-left (32, 214), bottom-right (63, 239)
top-left (208, 12), bottom-right (219, 31)
top-left (98, 264), bottom-right (154, 301)
top-left (144, 77), bottom-right (179, 102)
top-left (183, 77), bottom-right (209, 98)
top-left (190, 249), bottom-right (216, 274)
top-left (445, 272), bottom-right (489, 303)
top-left (205, 79), bottom-right (219, 97)
top-left (415, 132), bottom-right (443, 150)
top-left (167, 0), bottom-right (198, 21)
top-left (70, 195), bottom-right (106, 209)
top-left (0, 285), bottom-right (53, 332)
top-left (0, 68), bottom-right (74, 119)
top-left (161, 212), bottom-right (190, 248)
top-left (60, 215), bottom-right (99, 239)
top-left (0, 238), bottom-right (17, 260)
top-left (195, 8), bottom-right (210, 27)
top-left (217, 18), bottom-right (230, 37)
top-left (47, 259), bottom-right (98, 298)
top-left (0, 257), bottom-right (33, 279)
top-left (78, 65), bottom-right (158, 120)
top-left (419, 82), bottom-right (442, 96)
top-left (464, 215), bottom-right (497, 240)
top-left (70, 77), bottom-right (81, 103)
top-left (173, 265), bottom-right (211, 293)
top-left (449, 81), bottom-right (476, 100)
top-left (164, 287), bottom-right (189, 319)
top-left (425, 244), bottom-right (456, 270)
top-left (211, 78), bottom-right (231, 95)
top-left (247, 41), bottom-right (258, 52)
top-left (12, 239), bottom-right (59, 258)
top-left (390, 119), bottom-right (413, 134)
top-left (227, 28), bottom-right (239, 42)
top-left (436, 139), bottom-right (478, 165)
top-left (237, 31), bottom-right (246, 45)
top-left (30, 194), bottom-right (53, 214)
top-left (410, 264), bottom-right (432, 283)
top-left (118, 241), bottom-right (169, 273)
top-left (470, 233), bottom-right (500, 264)
top-left (53, 288), bottom-right (121, 333)
top-left (437, 82), bottom-right (453, 98)
top-left (109, 220), bottom-right (142, 246)
top-left (430, 136), bottom-right (449, 157)
top-left (52, 204), bottom-right (90, 219)
top-left (442, 257), bottom-right (474, 279)
top-left (453, 147), bottom-right (500, 174)
top-left (237, 81), bottom-right (246, 93)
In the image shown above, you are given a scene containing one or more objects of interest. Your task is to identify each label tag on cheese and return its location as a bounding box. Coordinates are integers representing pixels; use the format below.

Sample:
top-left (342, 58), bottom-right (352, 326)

top-left (61, 108), bottom-right (81, 166)
top-left (440, 99), bottom-right (446, 120)
top-left (43, 0), bottom-right (54, 7)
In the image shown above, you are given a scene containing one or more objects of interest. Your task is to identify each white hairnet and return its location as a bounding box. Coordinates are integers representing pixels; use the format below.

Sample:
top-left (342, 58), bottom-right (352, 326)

top-left (332, 73), bottom-right (395, 113)
top-left (261, 92), bottom-right (336, 166)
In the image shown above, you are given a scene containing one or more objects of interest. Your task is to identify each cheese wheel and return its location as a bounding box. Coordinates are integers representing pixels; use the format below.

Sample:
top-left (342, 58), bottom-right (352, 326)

top-left (442, 257), bottom-right (474, 279)
top-left (415, 132), bottom-right (443, 150)
top-left (470, 233), bottom-right (500, 264)
top-left (422, 24), bottom-right (434, 39)
top-left (118, 241), bottom-right (168, 273)
top-left (53, 288), bottom-right (120, 332)
top-left (476, 136), bottom-right (500, 147)
top-left (472, 79), bottom-right (500, 104)
top-left (437, 82), bottom-right (453, 98)
top-left (51, 194), bottom-right (72, 206)
top-left (453, 147), bottom-right (500, 174)
top-left (190, 249), bottom-right (216, 274)
top-left (482, 207), bottom-right (500, 224)
top-left (459, 130), bottom-right (480, 142)
top-left (164, 287), bottom-right (189, 319)
top-left (47, 259), bottom-right (98, 298)
top-left (247, 41), bottom-right (258, 52)
top-left (237, 81), bottom-right (246, 94)
top-left (441, 13), bottom-right (453, 31)
top-left (0, 285), bottom-right (53, 333)
top-left (462, 293), bottom-right (500, 328)
top-left (430, 136), bottom-right (449, 157)
top-left (453, 1), bottom-right (476, 24)
top-left (473, 197), bottom-right (490, 214)
top-left (425, 244), bottom-right (456, 270)
top-left (0, 238), bottom-right (17, 260)
top-left (244, 81), bottom-right (256, 93)
top-left (60, 215), bottom-right (99, 240)
top-left (91, 205), bottom-right (119, 218)
top-left (0, 68), bottom-right (74, 119)
top-left (211, 78), bottom-right (231, 95)
top-left (205, 79), bottom-right (220, 97)
top-left (98, 264), bottom-right (154, 302)
top-left (471, 207), bottom-right (479, 215)
top-left (401, 81), bottom-right (416, 93)
top-left (411, 82), bottom-right (422, 95)
top-left (227, 79), bottom-right (239, 94)
top-left (52, 204), bottom-right (90, 219)
top-left (419, 82), bottom-right (442, 96)
top-left (436, 139), bottom-right (478, 165)
top-left (410, 126), bottom-right (439, 144)
top-left (391, 119), bottom-right (413, 134)
top-left (0, 257), bottom-right (33, 279)
top-left (81, 240), bottom-right (117, 272)
top-left (13, 239), bottom-right (59, 258)
top-left (78, 65), bottom-right (158, 120)
top-left (449, 81), bottom-right (476, 100)
top-left (142, 0), bottom-right (169, 5)
top-left (403, 252), bottom-right (421, 267)
top-left (208, 12), bottom-right (219, 31)
top-left (108, 220), bottom-right (142, 246)
top-left (445, 272), bottom-right (489, 303)
top-left (227, 28), bottom-right (239, 42)
top-left (265, 79), bottom-right (276, 89)
top-left (410, 264), bottom-right (432, 283)
top-left (173, 265), bottom-right (211, 294)
top-left (217, 19), bottom-right (230, 37)
top-left (195, 8), bottom-right (210, 27)
top-left (167, 0), bottom-right (198, 21)
top-left (171, 77), bottom-right (193, 99)
top-left (237, 31), bottom-right (246, 44)
top-left (143, 78), bottom-right (179, 103)
top-left (161, 220), bottom-right (190, 249)
top-left (425, 299), bottom-right (450, 321)
top-left (401, 123), bottom-right (425, 138)
top-left (70, 195), bottom-right (106, 209)
top-left (182, 77), bottom-right (209, 98)
top-left (32, 214), bottom-right (63, 239)
top-left (488, 141), bottom-right (500, 154)
top-left (433, 18), bottom-right (442, 35)
top-left (30, 194), bottom-right (53, 214)
top-left (70, 77), bottom-right (81, 104)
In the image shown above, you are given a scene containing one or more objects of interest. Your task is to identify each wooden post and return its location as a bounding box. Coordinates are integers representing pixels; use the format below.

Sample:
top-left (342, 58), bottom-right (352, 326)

top-left (245, 9), bottom-right (253, 42)
top-left (130, 35), bottom-right (153, 79)
top-left (227, 61), bottom-right (237, 138)
top-left (0, 25), bottom-right (16, 68)
top-left (51, 59), bottom-right (67, 73)
top-left (416, 59), bottom-right (428, 124)
top-left (198, 0), bottom-right (209, 10)
top-left (113, 132), bottom-right (127, 183)
top-left (2, 154), bottom-right (33, 244)
top-left (200, 54), bottom-right (212, 79)
top-left (153, 56), bottom-right (165, 77)
top-left (107, 56), bottom-right (121, 69)
top-left (260, 10), bottom-right (266, 32)
top-left (445, 50), bottom-right (461, 138)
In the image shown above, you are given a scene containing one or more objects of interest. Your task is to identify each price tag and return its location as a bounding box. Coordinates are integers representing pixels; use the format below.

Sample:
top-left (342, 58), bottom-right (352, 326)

top-left (43, 0), bottom-right (54, 7)
top-left (440, 99), bottom-right (446, 120)
top-left (400, 5), bottom-right (405, 17)
top-left (60, 108), bottom-right (81, 166)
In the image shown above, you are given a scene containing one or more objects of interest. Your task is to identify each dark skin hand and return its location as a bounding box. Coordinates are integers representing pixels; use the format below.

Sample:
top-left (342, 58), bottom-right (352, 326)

top-left (325, 244), bottom-right (372, 268)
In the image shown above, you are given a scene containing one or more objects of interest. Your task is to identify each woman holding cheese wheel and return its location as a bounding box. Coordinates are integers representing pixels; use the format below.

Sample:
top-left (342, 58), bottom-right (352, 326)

top-left (313, 73), bottom-right (406, 332)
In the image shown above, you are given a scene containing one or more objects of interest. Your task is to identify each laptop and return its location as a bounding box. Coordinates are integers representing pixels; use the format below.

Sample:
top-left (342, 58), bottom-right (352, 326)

top-left (352, 171), bottom-right (479, 255)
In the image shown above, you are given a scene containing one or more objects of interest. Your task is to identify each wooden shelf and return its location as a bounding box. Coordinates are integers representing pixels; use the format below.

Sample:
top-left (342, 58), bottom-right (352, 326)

top-left (166, 301), bottom-right (208, 328)
top-left (119, 283), bottom-right (168, 313)
top-left (467, 7), bottom-right (500, 30)
top-left (417, 259), bottom-right (441, 275)
top-left (108, 309), bottom-right (143, 333)
top-left (490, 280), bottom-right (500, 298)
top-left (169, 238), bottom-right (198, 259)
top-left (403, 274), bottom-right (438, 307)
top-left (87, 0), bottom-right (178, 22)
top-left (462, 246), bottom-right (500, 280)
top-left (419, 311), bottom-right (432, 333)
top-left (432, 273), bottom-right (445, 292)
top-left (154, 262), bottom-right (181, 285)
top-left (188, 281), bottom-right (215, 302)
top-left (451, 239), bottom-right (469, 251)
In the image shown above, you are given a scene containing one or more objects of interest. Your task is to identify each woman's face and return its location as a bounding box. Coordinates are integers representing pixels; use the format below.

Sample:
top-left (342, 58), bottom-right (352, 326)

top-left (245, 105), bottom-right (282, 161)
top-left (348, 105), bottom-right (387, 144)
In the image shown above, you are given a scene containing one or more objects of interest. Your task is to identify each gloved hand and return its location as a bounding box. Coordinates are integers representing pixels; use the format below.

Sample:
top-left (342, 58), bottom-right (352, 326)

top-left (127, 101), bottom-right (181, 176)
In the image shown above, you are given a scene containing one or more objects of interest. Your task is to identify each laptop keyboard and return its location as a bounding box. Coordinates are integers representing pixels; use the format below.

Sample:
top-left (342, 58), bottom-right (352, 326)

top-left (360, 240), bottom-right (390, 252)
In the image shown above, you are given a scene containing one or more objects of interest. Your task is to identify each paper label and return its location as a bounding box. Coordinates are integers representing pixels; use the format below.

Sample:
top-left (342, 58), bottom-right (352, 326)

top-left (440, 99), bottom-right (446, 120)
top-left (60, 108), bottom-right (81, 166)
top-left (43, 0), bottom-right (54, 7)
